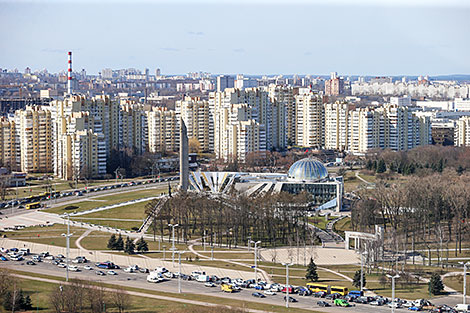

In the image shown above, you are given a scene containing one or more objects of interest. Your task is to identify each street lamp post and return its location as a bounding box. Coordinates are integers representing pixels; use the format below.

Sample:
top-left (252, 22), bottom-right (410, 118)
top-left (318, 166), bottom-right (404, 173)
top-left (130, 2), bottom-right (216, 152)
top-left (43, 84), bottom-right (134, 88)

top-left (250, 240), bottom-right (261, 282)
top-left (386, 274), bottom-right (400, 313)
top-left (61, 214), bottom-right (74, 282)
top-left (361, 251), bottom-right (368, 292)
top-left (175, 250), bottom-right (185, 293)
top-left (168, 223), bottom-right (179, 265)
top-left (459, 261), bottom-right (470, 305)
top-left (282, 263), bottom-right (293, 308)
top-left (247, 236), bottom-right (251, 252)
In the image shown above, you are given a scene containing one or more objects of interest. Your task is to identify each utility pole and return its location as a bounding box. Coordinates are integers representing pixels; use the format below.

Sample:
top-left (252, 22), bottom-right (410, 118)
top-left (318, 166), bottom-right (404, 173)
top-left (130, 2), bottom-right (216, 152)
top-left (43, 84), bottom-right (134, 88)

top-left (168, 223), bottom-right (179, 265)
top-left (459, 261), bottom-right (470, 305)
top-left (386, 274), bottom-right (400, 313)
top-left (61, 214), bottom-right (74, 282)
top-left (250, 240), bottom-right (261, 282)
top-left (282, 263), bottom-right (293, 308)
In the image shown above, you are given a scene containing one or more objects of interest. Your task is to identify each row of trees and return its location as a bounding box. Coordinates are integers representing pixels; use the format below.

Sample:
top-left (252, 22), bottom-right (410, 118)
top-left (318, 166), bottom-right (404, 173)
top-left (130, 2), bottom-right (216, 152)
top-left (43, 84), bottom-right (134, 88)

top-left (365, 146), bottom-right (470, 176)
top-left (107, 234), bottom-right (149, 254)
top-left (0, 269), bottom-right (32, 312)
top-left (146, 191), bottom-right (319, 248)
top-left (352, 170), bottom-right (470, 267)
top-left (50, 279), bottom-right (130, 313)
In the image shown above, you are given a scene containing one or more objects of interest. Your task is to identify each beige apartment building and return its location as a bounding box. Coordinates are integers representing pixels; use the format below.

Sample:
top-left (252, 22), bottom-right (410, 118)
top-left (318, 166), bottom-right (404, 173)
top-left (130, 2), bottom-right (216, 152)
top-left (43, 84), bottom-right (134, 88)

top-left (0, 116), bottom-right (19, 171)
top-left (176, 96), bottom-right (211, 152)
top-left (147, 107), bottom-right (179, 153)
top-left (295, 92), bottom-right (324, 148)
top-left (455, 116), bottom-right (470, 147)
top-left (17, 106), bottom-right (53, 173)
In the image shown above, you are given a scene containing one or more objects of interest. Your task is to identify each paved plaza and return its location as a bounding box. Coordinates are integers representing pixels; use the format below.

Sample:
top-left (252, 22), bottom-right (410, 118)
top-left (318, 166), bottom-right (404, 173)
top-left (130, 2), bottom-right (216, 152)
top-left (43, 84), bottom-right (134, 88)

top-left (260, 246), bottom-right (360, 266)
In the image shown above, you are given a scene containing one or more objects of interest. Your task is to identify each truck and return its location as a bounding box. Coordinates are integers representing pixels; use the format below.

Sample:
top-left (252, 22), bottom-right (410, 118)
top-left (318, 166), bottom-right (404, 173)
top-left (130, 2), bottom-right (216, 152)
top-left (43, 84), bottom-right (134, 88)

top-left (196, 275), bottom-right (210, 282)
top-left (147, 272), bottom-right (164, 283)
top-left (455, 304), bottom-right (470, 312)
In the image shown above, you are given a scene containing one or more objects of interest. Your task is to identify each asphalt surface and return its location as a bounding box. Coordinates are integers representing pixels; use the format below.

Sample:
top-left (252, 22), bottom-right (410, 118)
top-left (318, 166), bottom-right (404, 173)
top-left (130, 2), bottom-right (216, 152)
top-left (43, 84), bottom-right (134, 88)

top-left (0, 254), bottom-right (447, 313)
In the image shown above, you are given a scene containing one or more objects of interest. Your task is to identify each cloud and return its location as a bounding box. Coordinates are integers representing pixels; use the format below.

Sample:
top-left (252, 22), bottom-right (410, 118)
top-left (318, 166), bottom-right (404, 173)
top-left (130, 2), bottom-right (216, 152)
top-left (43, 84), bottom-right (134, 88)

top-left (188, 31), bottom-right (204, 36)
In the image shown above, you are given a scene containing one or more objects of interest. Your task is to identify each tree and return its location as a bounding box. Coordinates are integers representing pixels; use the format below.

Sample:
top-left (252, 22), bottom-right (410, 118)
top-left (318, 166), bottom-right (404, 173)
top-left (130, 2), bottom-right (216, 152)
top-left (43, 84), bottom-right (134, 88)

top-left (188, 137), bottom-right (201, 153)
top-left (124, 236), bottom-right (135, 254)
top-left (115, 234), bottom-right (124, 251)
top-left (376, 159), bottom-right (386, 173)
top-left (111, 286), bottom-right (131, 313)
top-left (107, 234), bottom-right (117, 250)
top-left (136, 237), bottom-right (149, 253)
top-left (305, 257), bottom-right (319, 282)
top-left (428, 273), bottom-right (444, 295)
top-left (352, 270), bottom-right (366, 289)
top-left (379, 274), bottom-right (388, 289)
top-left (3, 288), bottom-right (31, 312)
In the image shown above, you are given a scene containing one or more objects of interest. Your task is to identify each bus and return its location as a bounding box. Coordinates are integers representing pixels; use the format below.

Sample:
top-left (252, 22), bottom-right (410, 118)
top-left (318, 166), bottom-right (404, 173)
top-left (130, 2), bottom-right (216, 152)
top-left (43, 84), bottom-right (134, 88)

top-left (306, 283), bottom-right (329, 293)
top-left (330, 285), bottom-right (349, 296)
top-left (25, 202), bottom-right (41, 210)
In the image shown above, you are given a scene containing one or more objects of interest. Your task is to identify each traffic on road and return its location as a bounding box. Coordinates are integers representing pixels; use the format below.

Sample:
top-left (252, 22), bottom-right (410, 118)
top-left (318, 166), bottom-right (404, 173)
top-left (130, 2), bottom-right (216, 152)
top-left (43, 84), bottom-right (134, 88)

top-left (0, 246), bottom-right (462, 313)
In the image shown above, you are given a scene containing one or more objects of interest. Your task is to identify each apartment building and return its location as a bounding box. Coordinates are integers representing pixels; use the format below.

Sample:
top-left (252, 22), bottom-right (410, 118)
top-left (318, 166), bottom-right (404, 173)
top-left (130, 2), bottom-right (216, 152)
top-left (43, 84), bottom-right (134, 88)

top-left (17, 106), bottom-right (53, 173)
top-left (119, 102), bottom-right (148, 154)
top-left (0, 116), bottom-right (19, 171)
top-left (147, 107), bottom-right (179, 153)
top-left (176, 96), bottom-right (211, 152)
top-left (295, 92), bottom-right (324, 148)
top-left (455, 116), bottom-right (470, 147)
top-left (324, 102), bottom-right (352, 151)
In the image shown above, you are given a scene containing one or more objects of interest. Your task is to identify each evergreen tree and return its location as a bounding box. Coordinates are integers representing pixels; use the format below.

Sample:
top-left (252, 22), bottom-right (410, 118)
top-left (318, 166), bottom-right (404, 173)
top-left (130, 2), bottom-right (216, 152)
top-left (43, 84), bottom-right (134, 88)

top-left (428, 273), bottom-right (444, 295)
top-left (352, 270), bottom-right (366, 289)
top-left (366, 159), bottom-right (374, 171)
top-left (136, 237), bottom-right (149, 253)
top-left (376, 159), bottom-right (386, 174)
top-left (115, 234), bottom-right (124, 251)
top-left (437, 159), bottom-right (444, 173)
top-left (457, 165), bottom-right (465, 175)
top-left (305, 257), bottom-right (319, 282)
top-left (107, 234), bottom-right (117, 250)
top-left (124, 236), bottom-right (135, 255)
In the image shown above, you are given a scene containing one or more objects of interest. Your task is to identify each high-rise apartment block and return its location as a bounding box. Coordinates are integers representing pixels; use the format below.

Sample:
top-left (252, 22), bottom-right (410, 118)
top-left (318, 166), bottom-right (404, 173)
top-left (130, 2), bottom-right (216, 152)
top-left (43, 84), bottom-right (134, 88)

top-left (325, 102), bottom-right (352, 151)
top-left (455, 116), bottom-right (470, 147)
top-left (216, 75), bottom-right (235, 92)
top-left (295, 92), bottom-right (325, 148)
top-left (176, 96), bottom-right (211, 152)
top-left (0, 116), bottom-right (19, 171)
top-left (147, 107), bottom-right (179, 153)
top-left (17, 106), bottom-right (53, 173)
top-left (325, 72), bottom-right (344, 96)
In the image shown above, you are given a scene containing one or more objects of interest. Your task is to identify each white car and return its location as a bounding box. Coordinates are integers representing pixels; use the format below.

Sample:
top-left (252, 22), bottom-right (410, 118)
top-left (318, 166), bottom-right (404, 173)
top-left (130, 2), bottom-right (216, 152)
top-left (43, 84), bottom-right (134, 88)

top-left (264, 290), bottom-right (276, 295)
top-left (155, 267), bottom-right (168, 273)
top-left (163, 271), bottom-right (174, 278)
top-left (107, 270), bottom-right (117, 275)
top-left (45, 255), bottom-right (55, 260)
top-left (204, 282), bottom-right (216, 287)
top-left (68, 265), bottom-right (79, 272)
top-left (57, 263), bottom-right (66, 268)
top-left (83, 265), bottom-right (92, 270)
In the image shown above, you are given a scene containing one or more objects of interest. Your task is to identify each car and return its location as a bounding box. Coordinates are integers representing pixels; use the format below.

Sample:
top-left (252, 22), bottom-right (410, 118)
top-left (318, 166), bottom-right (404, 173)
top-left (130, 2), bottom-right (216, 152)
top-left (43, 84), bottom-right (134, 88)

top-left (57, 263), bottom-right (67, 268)
top-left (326, 293), bottom-right (341, 300)
top-left (389, 302), bottom-right (402, 309)
top-left (263, 290), bottom-right (276, 296)
top-left (252, 292), bottom-right (265, 298)
top-left (370, 300), bottom-right (384, 306)
top-left (334, 299), bottom-right (350, 307)
top-left (163, 272), bottom-right (174, 279)
top-left (26, 260), bottom-right (36, 265)
top-left (10, 255), bottom-right (23, 261)
top-left (45, 255), bottom-right (55, 260)
top-left (57, 254), bottom-right (65, 259)
top-left (107, 270), bottom-right (117, 275)
top-left (95, 270), bottom-right (106, 276)
top-left (313, 291), bottom-right (327, 298)
top-left (156, 267), bottom-right (169, 273)
top-left (205, 282), bottom-right (216, 288)
top-left (0, 256), bottom-right (7, 261)
top-left (408, 307), bottom-right (422, 311)
top-left (124, 267), bottom-right (135, 273)
top-left (68, 265), bottom-right (79, 272)
top-left (283, 296), bottom-right (297, 302)
top-left (83, 265), bottom-right (93, 270)
top-left (139, 268), bottom-right (149, 273)
top-left (317, 301), bottom-right (330, 307)
top-left (0, 248), bottom-right (9, 253)
top-left (32, 256), bottom-right (41, 262)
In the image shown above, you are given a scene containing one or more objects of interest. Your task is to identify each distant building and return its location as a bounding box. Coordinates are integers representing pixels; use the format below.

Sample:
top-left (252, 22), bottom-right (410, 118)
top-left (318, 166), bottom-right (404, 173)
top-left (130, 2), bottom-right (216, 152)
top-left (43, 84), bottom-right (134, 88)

top-left (455, 116), bottom-right (470, 147)
top-left (216, 75), bottom-right (235, 92)
top-left (431, 123), bottom-right (454, 146)
top-left (324, 72), bottom-right (344, 96)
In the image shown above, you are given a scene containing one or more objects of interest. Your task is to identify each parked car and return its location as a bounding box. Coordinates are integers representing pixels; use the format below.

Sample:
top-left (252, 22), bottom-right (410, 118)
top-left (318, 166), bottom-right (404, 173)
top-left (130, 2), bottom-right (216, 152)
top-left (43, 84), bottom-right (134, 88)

top-left (317, 301), bottom-right (330, 307)
top-left (0, 256), bottom-right (8, 261)
top-left (334, 299), bottom-right (350, 307)
top-left (83, 265), bottom-right (93, 270)
top-left (204, 282), bottom-right (216, 288)
top-left (252, 292), bottom-right (265, 298)
top-left (408, 307), bottom-right (422, 311)
top-left (26, 260), bottom-right (36, 265)
top-left (95, 270), bottom-right (106, 276)
top-left (314, 291), bottom-right (327, 298)
top-left (263, 290), bottom-right (276, 296)
top-left (107, 270), bottom-right (117, 275)
top-left (57, 263), bottom-right (67, 268)
top-left (283, 296), bottom-right (297, 303)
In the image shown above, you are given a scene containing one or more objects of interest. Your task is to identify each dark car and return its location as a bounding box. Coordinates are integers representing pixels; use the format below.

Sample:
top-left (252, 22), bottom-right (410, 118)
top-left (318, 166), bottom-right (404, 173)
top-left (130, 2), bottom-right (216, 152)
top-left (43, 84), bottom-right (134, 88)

top-left (139, 268), bottom-right (149, 273)
top-left (252, 292), bottom-right (265, 298)
top-left (317, 301), bottom-right (330, 307)
top-left (95, 270), bottom-right (106, 276)
top-left (26, 260), bottom-right (36, 265)
top-left (325, 293), bottom-right (341, 300)
top-left (283, 296), bottom-right (297, 303)
top-left (314, 291), bottom-right (327, 298)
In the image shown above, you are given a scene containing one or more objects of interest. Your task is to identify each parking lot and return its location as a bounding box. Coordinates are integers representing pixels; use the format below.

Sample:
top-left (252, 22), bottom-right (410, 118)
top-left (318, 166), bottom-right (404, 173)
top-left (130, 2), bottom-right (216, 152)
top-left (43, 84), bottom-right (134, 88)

top-left (0, 248), bottom-right (462, 313)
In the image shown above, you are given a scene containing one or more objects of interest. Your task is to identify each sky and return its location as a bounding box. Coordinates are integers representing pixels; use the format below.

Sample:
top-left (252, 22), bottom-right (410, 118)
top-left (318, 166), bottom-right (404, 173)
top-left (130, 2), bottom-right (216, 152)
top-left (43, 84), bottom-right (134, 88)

top-left (0, 0), bottom-right (469, 76)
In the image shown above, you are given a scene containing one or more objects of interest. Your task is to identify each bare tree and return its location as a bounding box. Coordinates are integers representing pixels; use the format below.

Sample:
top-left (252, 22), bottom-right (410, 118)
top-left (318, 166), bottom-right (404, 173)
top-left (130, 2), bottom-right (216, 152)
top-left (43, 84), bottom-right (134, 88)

top-left (111, 286), bottom-right (131, 313)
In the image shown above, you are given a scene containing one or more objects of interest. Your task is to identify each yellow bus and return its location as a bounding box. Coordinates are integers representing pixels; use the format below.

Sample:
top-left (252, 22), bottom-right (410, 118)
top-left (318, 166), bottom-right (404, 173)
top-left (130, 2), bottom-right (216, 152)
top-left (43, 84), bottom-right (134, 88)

top-left (306, 283), bottom-right (329, 293)
top-left (25, 202), bottom-right (41, 210)
top-left (330, 285), bottom-right (348, 296)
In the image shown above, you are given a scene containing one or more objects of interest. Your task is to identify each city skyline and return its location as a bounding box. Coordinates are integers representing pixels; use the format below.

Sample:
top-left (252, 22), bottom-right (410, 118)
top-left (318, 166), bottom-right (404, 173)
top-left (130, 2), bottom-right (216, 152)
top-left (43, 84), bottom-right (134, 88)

top-left (1, 0), bottom-right (469, 76)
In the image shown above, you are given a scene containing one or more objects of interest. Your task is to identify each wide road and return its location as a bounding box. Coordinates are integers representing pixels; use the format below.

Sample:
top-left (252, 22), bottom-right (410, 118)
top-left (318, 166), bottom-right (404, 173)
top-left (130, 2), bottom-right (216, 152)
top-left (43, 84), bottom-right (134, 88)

top-left (0, 254), bottom-right (416, 313)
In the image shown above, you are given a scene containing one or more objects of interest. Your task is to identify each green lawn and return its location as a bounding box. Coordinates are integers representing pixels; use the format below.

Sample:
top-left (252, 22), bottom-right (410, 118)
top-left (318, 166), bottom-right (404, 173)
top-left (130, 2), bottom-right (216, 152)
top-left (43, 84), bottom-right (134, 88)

top-left (2, 224), bottom-right (87, 248)
top-left (308, 216), bottom-right (335, 230)
top-left (45, 187), bottom-right (168, 215)
top-left (443, 275), bottom-right (469, 294)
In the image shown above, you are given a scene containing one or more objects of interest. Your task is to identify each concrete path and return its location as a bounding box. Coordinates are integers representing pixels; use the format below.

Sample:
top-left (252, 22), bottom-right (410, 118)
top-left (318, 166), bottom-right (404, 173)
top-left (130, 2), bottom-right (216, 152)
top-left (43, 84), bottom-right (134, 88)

top-left (75, 228), bottom-right (93, 250)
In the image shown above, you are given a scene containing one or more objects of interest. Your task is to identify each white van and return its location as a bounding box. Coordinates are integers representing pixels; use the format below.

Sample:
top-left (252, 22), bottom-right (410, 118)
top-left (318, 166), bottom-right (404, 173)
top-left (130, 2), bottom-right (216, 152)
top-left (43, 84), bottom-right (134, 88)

top-left (147, 272), bottom-right (164, 283)
top-left (155, 267), bottom-right (168, 273)
top-left (455, 304), bottom-right (470, 312)
top-left (196, 275), bottom-right (210, 282)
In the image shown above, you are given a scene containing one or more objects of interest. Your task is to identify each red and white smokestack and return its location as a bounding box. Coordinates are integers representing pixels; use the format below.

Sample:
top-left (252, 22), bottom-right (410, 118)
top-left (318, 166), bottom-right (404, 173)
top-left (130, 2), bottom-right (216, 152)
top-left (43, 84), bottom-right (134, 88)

top-left (67, 51), bottom-right (72, 94)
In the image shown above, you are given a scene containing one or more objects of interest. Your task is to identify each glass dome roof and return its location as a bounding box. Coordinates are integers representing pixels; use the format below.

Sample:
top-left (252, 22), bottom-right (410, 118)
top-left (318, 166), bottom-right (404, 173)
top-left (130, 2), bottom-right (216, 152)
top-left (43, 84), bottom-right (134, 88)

top-left (287, 157), bottom-right (328, 181)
